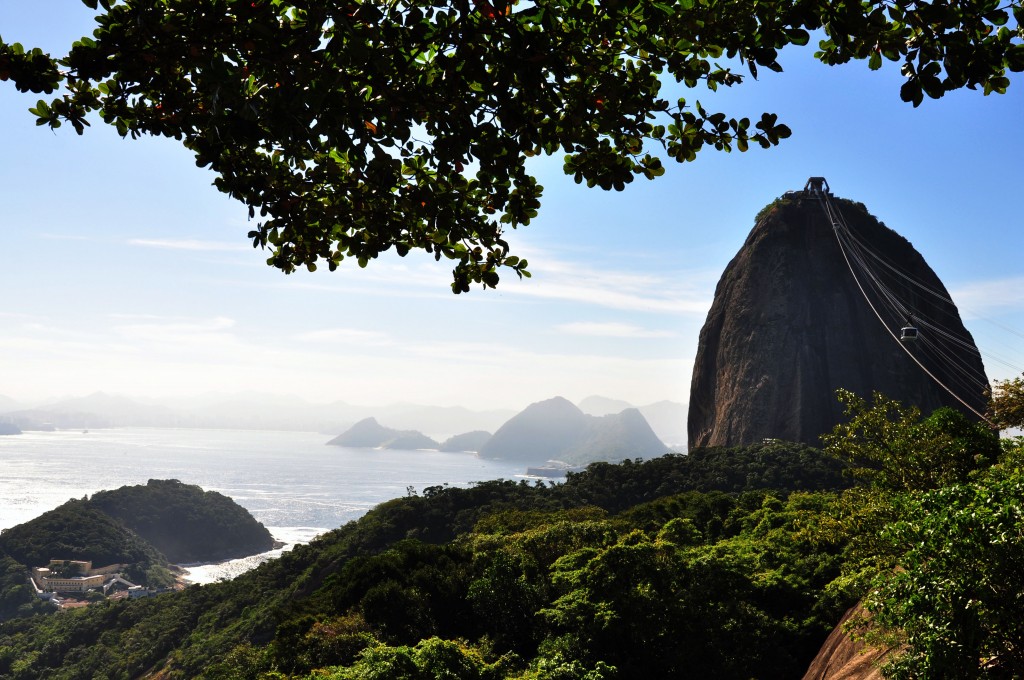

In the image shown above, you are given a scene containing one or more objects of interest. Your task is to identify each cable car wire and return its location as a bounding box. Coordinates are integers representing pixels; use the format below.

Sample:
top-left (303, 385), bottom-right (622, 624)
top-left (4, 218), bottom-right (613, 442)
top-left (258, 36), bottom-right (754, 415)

top-left (813, 189), bottom-right (995, 425)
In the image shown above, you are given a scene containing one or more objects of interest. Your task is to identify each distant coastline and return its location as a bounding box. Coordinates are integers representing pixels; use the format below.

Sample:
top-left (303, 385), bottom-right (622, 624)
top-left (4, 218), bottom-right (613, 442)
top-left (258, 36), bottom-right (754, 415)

top-left (0, 427), bottom-right (528, 533)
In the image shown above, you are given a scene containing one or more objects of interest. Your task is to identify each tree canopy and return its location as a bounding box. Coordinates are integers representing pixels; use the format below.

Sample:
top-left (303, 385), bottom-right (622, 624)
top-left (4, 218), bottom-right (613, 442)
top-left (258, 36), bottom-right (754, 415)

top-left (988, 373), bottom-right (1024, 430)
top-left (2, 0), bottom-right (1022, 290)
top-left (821, 389), bottom-right (1000, 492)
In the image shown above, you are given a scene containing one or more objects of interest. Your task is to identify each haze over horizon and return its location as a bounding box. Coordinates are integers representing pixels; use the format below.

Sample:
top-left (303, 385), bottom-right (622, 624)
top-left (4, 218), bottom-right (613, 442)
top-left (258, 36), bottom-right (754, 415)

top-left (2, 2), bottom-right (1022, 414)
top-left (0, 388), bottom-right (677, 412)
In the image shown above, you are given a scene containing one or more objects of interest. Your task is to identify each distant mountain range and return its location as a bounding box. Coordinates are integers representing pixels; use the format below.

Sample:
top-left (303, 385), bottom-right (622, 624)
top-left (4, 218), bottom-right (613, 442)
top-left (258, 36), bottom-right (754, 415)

top-left (0, 391), bottom-right (515, 440)
top-left (438, 430), bottom-right (493, 453)
top-left (0, 391), bottom-right (686, 448)
top-left (328, 396), bottom-right (672, 466)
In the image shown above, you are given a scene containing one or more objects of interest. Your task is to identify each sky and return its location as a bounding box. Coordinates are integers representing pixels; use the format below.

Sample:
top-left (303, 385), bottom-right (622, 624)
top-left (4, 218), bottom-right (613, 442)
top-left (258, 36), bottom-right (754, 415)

top-left (1, 1), bottom-right (1022, 413)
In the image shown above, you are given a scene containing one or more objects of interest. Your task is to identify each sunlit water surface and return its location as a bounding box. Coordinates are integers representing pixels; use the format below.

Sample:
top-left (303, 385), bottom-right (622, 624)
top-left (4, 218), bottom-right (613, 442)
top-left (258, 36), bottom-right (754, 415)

top-left (0, 428), bottom-right (525, 583)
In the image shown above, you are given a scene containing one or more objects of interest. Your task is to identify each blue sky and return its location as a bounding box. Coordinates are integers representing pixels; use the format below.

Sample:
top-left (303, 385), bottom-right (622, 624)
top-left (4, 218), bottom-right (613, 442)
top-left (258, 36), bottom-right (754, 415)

top-left (1, 1), bottom-right (1022, 411)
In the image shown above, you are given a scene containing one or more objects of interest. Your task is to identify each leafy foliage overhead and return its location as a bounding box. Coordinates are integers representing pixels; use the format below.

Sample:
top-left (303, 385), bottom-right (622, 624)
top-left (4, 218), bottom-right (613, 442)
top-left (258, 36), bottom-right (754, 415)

top-left (2, 0), bottom-right (1022, 290)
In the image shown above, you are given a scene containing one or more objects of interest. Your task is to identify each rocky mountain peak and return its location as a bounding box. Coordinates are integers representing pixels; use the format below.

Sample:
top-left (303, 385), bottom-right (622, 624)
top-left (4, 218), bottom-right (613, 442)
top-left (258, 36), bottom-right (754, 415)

top-left (688, 188), bottom-right (989, 449)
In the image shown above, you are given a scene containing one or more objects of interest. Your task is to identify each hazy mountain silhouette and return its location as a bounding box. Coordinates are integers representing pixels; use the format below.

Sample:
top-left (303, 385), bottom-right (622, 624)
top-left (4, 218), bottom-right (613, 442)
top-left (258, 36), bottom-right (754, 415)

top-left (577, 395), bottom-right (686, 449)
top-left (577, 395), bottom-right (634, 417)
top-left (2, 391), bottom-right (514, 438)
top-left (439, 431), bottom-right (493, 452)
top-left (326, 417), bottom-right (439, 449)
top-left (479, 396), bottom-right (668, 465)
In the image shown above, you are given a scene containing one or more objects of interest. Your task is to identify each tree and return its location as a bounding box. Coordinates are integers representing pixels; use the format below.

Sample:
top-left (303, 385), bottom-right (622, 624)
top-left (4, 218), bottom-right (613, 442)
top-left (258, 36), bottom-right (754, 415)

top-left (2, 0), bottom-right (1020, 290)
top-left (863, 468), bottom-right (1024, 678)
top-left (988, 373), bottom-right (1024, 430)
top-left (821, 390), bottom-right (1000, 492)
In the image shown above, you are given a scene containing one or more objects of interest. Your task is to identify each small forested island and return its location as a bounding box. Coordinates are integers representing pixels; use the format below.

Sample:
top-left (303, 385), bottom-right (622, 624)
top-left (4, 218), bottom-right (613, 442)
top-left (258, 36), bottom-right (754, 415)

top-left (0, 479), bottom-right (274, 621)
top-left (0, 422), bottom-right (20, 436)
top-left (327, 417), bottom-right (439, 449)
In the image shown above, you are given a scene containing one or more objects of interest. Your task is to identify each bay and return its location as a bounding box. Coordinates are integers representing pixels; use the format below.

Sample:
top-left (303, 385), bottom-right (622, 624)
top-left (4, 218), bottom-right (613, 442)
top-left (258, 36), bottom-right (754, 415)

top-left (0, 428), bottom-right (527, 582)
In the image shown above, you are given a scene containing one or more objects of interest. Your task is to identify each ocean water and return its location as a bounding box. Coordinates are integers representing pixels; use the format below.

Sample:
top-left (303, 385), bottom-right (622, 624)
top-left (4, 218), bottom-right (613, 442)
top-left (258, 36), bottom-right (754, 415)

top-left (0, 428), bottom-right (527, 582)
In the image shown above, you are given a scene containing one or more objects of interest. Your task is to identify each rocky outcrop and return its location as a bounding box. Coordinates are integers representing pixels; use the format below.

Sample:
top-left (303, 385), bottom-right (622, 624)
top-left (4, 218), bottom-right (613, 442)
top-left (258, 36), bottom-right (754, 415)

top-left (479, 397), bottom-right (668, 465)
top-left (688, 192), bottom-right (989, 449)
top-left (802, 603), bottom-right (894, 680)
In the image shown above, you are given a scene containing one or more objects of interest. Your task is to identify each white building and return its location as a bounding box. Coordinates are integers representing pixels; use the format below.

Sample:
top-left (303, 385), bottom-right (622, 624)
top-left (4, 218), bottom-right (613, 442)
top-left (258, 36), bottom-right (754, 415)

top-left (32, 560), bottom-right (122, 593)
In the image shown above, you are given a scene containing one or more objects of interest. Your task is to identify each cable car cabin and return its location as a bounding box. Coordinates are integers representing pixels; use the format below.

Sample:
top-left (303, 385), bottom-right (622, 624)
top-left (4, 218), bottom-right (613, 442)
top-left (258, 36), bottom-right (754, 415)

top-left (900, 324), bottom-right (919, 342)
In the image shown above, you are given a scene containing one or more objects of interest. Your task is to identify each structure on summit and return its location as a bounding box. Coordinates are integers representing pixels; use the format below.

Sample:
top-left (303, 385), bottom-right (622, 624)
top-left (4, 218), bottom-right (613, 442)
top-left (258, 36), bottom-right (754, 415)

top-left (688, 179), bottom-right (989, 450)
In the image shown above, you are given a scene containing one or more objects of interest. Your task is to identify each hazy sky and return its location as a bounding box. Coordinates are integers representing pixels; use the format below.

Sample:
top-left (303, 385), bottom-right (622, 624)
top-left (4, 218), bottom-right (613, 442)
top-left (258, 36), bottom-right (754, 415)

top-left (2, 2), bottom-right (1022, 411)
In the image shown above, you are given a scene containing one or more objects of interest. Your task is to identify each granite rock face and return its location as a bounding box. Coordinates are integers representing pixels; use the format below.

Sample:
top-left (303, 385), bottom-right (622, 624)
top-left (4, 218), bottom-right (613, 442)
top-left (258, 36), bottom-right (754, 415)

top-left (801, 603), bottom-right (891, 680)
top-left (688, 194), bottom-right (989, 450)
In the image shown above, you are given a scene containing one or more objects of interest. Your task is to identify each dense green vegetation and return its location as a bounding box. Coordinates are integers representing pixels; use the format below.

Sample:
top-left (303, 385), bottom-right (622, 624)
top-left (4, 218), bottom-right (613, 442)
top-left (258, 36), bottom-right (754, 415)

top-left (90, 479), bottom-right (276, 563)
top-left (0, 501), bottom-right (162, 571)
top-left (0, 558), bottom-right (49, 622)
top-left (988, 372), bottom-right (1024, 430)
top-left (0, 480), bottom-right (275, 622)
top-left (0, 441), bottom-right (849, 678)
top-left (0, 408), bottom-right (1017, 678)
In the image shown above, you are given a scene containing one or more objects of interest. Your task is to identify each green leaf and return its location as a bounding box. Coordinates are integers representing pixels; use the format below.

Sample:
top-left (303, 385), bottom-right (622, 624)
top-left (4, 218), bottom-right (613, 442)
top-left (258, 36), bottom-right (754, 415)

top-left (900, 79), bottom-right (924, 107)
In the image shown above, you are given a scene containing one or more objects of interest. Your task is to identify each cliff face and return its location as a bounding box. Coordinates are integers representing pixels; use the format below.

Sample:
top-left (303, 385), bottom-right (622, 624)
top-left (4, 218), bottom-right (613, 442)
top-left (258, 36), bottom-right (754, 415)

top-left (688, 194), bottom-right (989, 449)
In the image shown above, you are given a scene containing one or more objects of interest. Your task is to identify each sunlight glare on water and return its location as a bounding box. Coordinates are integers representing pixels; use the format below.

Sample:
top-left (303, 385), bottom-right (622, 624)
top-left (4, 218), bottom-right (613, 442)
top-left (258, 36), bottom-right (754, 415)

top-left (0, 428), bottom-right (526, 582)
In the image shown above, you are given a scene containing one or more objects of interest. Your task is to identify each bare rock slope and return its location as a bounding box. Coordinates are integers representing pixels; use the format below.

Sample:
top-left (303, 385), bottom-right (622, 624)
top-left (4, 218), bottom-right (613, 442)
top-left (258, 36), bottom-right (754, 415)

top-left (802, 603), bottom-right (893, 680)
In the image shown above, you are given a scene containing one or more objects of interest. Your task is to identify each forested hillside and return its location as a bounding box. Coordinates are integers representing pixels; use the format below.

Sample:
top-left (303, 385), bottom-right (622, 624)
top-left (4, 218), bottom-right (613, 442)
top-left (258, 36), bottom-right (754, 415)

top-left (89, 479), bottom-right (276, 563)
top-left (0, 500), bottom-right (172, 605)
top-left (0, 404), bottom-right (1018, 679)
top-left (0, 480), bottom-right (275, 622)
